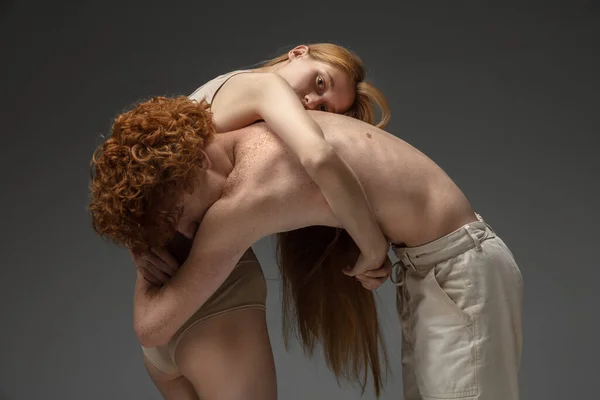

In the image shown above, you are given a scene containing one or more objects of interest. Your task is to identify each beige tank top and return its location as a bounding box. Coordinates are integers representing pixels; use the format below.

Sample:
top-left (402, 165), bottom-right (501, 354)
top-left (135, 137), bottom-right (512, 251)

top-left (188, 70), bottom-right (252, 105)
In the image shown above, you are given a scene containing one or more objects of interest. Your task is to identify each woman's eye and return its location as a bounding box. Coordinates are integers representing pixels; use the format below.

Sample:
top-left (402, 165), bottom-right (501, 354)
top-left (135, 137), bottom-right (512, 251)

top-left (316, 76), bottom-right (325, 91)
top-left (319, 104), bottom-right (327, 112)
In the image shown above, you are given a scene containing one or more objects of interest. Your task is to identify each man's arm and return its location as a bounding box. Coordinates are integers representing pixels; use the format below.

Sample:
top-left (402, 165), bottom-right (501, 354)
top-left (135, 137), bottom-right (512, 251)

top-left (133, 193), bottom-right (265, 347)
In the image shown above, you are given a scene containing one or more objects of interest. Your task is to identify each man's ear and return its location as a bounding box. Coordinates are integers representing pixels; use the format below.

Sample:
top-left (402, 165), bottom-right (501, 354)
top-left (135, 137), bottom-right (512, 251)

top-left (199, 150), bottom-right (211, 169)
top-left (288, 44), bottom-right (309, 60)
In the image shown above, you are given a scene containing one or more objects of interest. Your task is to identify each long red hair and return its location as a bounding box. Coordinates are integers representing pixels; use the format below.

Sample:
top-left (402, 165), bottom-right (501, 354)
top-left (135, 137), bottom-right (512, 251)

top-left (277, 226), bottom-right (389, 396)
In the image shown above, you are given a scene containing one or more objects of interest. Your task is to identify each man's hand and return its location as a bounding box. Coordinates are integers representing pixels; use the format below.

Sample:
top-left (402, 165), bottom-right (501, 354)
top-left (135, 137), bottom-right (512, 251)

top-left (352, 257), bottom-right (392, 291)
top-left (129, 247), bottom-right (180, 286)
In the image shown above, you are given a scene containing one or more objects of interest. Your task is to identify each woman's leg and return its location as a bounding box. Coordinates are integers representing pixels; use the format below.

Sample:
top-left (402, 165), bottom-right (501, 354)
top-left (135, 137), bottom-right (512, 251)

top-left (175, 308), bottom-right (277, 400)
top-left (143, 357), bottom-right (199, 400)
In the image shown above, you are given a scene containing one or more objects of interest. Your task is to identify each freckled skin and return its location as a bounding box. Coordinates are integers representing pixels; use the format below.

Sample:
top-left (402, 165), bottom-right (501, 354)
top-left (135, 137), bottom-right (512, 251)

top-left (181, 111), bottom-right (476, 247)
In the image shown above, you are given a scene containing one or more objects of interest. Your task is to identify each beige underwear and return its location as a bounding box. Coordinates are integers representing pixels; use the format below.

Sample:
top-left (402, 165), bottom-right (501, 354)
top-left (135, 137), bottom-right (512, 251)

top-left (141, 248), bottom-right (267, 375)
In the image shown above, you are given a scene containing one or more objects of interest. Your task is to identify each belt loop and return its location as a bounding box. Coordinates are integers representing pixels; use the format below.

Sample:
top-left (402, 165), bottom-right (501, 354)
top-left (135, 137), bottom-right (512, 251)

top-left (465, 225), bottom-right (482, 251)
top-left (402, 252), bottom-right (417, 272)
top-left (476, 213), bottom-right (495, 235)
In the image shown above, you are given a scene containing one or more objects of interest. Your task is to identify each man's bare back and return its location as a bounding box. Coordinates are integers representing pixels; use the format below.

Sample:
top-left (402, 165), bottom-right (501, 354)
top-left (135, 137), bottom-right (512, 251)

top-left (163, 110), bottom-right (481, 346)
top-left (209, 111), bottom-right (477, 247)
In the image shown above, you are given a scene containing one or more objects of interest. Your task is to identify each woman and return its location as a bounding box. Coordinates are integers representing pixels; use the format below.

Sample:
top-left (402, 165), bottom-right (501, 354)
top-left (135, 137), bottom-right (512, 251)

top-left (92, 43), bottom-right (392, 399)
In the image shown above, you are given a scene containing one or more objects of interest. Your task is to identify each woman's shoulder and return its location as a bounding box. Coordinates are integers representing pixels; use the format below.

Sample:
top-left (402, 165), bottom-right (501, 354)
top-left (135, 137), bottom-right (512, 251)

top-left (188, 69), bottom-right (255, 104)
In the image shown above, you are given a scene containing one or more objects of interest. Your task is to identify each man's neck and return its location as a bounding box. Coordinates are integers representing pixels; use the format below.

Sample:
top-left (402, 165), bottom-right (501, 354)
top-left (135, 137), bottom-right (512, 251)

top-left (176, 133), bottom-right (237, 238)
top-left (204, 133), bottom-right (235, 179)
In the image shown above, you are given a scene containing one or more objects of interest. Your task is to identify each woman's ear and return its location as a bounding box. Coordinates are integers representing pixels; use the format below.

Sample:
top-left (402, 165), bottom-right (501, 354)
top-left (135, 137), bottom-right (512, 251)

top-left (288, 44), bottom-right (309, 60)
top-left (198, 150), bottom-right (211, 169)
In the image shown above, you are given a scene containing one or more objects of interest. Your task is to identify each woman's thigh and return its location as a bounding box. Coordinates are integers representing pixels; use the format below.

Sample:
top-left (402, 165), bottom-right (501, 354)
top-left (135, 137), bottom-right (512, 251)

top-left (175, 308), bottom-right (277, 400)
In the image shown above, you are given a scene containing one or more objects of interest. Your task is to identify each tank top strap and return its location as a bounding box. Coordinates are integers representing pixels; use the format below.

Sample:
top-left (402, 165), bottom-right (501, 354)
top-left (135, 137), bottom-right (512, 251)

top-left (188, 69), bottom-right (252, 105)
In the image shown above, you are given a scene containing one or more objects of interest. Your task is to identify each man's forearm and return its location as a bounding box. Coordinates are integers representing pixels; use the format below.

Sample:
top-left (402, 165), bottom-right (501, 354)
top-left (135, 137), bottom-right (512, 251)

top-left (132, 256), bottom-right (238, 347)
top-left (132, 272), bottom-right (171, 347)
top-left (132, 198), bottom-right (261, 348)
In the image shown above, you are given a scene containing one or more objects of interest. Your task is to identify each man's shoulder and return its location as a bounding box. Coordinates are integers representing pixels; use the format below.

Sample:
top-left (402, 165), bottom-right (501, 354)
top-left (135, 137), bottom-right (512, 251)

top-left (225, 133), bottom-right (297, 206)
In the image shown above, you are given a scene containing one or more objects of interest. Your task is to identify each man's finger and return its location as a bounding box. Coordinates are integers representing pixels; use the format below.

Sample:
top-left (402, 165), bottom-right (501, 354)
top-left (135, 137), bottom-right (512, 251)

top-left (142, 252), bottom-right (176, 276)
top-left (129, 249), bottom-right (143, 264)
top-left (150, 265), bottom-right (171, 284)
top-left (139, 266), bottom-right (162, 286)
top-left (139, 261), bottom-right (170, 285)
top-left (144, 276), bottom-right (162, 286)
top-left (151, 247), bottom-right (180, 272)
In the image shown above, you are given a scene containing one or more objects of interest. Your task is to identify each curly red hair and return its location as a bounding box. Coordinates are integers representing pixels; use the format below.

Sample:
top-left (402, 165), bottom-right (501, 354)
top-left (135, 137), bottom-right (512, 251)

top-left (89, 96), bottom-right (215, 253)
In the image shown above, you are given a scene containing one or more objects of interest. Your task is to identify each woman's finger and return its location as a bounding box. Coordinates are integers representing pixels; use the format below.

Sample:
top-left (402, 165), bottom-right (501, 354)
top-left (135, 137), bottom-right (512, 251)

top-left (343, 253), bottom-right (372, 277)
top-left (362, 265), bottom-right (391, 278)
top-left (356, 274), bottom-right (387, 291)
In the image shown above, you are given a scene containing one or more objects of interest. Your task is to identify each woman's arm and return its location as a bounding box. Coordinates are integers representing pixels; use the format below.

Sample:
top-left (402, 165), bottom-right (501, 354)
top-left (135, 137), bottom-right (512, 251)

top-left (211, 73), bottom-right (389, 274)
top-left (133, 193), bottom-right (264, 347)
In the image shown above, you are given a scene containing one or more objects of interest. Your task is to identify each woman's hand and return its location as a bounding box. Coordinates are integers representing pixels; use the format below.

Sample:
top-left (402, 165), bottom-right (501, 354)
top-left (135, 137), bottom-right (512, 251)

top-left (129, 247), bottom-right (180, 286)
top-left (345, 233), bottom-right (390, 276)
top-left (210, 71), bottom-right (391, 285)
top-left (351, 256), bottom-right (392, 291)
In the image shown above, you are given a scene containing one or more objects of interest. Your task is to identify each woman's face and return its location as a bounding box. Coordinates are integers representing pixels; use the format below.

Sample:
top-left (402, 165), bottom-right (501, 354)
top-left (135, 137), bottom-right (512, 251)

top-left (276, 46), bottom-right (355, 114)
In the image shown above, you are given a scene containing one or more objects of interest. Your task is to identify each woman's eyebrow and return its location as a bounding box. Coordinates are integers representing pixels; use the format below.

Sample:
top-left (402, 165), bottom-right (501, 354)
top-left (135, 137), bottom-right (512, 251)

top-left (326, 71), bottom-right (335, 89)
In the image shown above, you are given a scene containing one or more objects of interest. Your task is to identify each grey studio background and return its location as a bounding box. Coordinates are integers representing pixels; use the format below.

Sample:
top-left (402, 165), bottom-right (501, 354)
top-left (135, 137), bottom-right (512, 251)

top-left (1, 1), bottom-right (598, 399)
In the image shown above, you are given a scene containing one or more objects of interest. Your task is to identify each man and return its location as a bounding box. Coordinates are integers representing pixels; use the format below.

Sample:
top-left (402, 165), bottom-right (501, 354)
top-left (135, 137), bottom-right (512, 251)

top-left (90, 96), bottom-right (523, 400)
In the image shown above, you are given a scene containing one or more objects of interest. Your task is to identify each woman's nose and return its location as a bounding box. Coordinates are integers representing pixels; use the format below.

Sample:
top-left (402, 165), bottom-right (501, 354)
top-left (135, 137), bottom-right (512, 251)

top-left (303, 94), bottom-right (316, 110)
